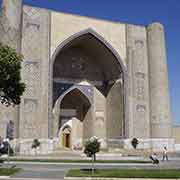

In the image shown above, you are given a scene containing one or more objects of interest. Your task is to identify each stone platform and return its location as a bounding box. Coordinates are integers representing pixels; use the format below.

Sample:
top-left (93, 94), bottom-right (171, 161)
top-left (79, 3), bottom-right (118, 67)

top-left (9, 138), bottom-right (176, 155)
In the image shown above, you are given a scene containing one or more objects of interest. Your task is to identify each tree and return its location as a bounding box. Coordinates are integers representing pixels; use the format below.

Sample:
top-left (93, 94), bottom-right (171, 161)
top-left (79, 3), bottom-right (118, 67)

top-left (131, 137), bottom-right (139, 149)
top-left (84, 136), bottom-right (100, 172)
top-left (0, 43), bottom-right (25, 106)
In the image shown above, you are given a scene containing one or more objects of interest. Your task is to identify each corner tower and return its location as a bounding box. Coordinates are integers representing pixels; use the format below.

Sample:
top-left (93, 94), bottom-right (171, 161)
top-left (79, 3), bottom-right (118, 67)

top-left (147, 23), bottom-right (172, 138)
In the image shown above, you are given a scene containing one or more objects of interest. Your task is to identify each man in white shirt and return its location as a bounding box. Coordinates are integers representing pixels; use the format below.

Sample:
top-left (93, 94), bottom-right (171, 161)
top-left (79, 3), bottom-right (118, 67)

top-left (162, 146), bottom-right (168, 161)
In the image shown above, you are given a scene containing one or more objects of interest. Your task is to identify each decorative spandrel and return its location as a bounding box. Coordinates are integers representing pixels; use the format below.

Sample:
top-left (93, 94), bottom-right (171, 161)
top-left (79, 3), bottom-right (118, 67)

top-left (136, 104), bottom-right (146, 113)
top-left (53, 82), bottom-right (73, 106)
top-left (136, 79), bottom-right (145, 100)
top-left (133, 40), bottom-right (144, 72)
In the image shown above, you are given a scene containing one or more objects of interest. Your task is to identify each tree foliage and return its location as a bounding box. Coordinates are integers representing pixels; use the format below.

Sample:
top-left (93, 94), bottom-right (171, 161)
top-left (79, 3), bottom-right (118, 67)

top-left (84, 136), bottom-right (100, 172)
top-left (84, 136), bottom-right (100, 160)
top-left (131, 137), bottom-right (139, 149)
top-left (31, 139), bottom-right (41, 149)
top-left (0, 43), bottom-right (25, 106)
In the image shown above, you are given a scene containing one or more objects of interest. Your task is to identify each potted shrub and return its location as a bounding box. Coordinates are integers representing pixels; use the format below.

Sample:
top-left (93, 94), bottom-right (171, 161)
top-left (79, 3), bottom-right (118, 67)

top-left (31, 139), bottom-right (40, 155)
top-left (131, 138), bottom-right (139, 149)
top-left (84, 136), bottom-right (100, 172)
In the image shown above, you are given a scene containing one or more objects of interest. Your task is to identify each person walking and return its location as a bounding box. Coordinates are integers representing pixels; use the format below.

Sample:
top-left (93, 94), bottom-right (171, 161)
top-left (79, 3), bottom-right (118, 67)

top-left (162, 146), bottom-right (168, 161)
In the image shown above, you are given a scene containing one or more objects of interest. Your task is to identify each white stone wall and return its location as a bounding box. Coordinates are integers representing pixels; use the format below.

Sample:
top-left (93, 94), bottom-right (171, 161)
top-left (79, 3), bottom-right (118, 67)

top-left (50, 11), bottom-right (126, 65)
top-left (126, 25), bottom-right (150, 138)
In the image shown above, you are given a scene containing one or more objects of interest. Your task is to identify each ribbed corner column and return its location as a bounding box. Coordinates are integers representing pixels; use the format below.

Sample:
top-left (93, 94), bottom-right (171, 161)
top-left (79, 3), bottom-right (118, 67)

top-left (147, 22), bottom-right (172, 138)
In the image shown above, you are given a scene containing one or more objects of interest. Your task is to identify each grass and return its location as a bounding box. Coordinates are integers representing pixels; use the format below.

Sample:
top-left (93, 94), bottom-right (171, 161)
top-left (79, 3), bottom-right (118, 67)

top-left (2, 158), bottom-right (151, 164)
top-left (67, 169), bottom-right (180, 178)
top-left (0, 168), bottom-right (20, 176)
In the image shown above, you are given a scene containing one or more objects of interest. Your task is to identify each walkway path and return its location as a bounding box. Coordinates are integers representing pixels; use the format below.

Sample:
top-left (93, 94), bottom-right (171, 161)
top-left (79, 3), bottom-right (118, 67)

top-left (0, 159), bottom-right (179, 180)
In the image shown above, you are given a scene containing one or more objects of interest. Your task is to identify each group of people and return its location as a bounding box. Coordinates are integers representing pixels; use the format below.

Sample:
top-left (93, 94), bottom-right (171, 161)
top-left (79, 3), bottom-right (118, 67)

top-left (149, 146), bottom-right (168, 164)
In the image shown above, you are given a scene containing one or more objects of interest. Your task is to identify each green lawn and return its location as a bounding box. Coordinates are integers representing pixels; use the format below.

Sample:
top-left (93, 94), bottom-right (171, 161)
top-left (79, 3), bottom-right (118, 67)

top-left (0, 168), bottom-right (20, 176)
top-left (3, 158), bottom-right (151, 164)
top-left (67, 169), bottom-right (180, 178)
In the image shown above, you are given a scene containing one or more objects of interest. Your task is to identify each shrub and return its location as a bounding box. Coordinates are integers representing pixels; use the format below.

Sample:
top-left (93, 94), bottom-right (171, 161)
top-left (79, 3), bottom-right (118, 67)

top-left (31, 139), bottom-right (40, 149)
top-left (131, 138), bottom-right (139, 149)
top-left (84, 136), bottom-right (100, 160)
top-left (84, 136), bottom-right (100, 172)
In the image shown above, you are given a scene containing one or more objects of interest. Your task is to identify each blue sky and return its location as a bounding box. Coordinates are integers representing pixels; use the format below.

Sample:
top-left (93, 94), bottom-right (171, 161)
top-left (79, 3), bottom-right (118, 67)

top-left (2, 0), bottom-right (180, 124)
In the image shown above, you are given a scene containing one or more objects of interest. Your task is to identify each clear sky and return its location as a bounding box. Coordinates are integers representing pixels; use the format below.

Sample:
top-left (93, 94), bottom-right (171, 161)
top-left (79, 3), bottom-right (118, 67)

top-left (2, 0), bottom-right (180, 125)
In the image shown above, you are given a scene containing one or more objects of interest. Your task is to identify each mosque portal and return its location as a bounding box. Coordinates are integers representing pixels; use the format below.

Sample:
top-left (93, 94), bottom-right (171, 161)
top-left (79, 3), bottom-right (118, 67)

top-left (52, 30), bottom-right (126, 149)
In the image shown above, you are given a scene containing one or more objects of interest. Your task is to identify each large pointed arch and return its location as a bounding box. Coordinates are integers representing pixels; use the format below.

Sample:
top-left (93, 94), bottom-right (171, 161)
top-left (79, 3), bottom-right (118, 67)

top-left (51, 28), bottom-right (127, 75)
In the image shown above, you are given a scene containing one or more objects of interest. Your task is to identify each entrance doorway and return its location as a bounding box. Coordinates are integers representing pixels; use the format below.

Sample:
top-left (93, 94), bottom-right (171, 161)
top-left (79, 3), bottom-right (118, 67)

top-left (62, 126), bottom-right (71, 148)
top-left (63, 133), bottom-right (70, 148)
